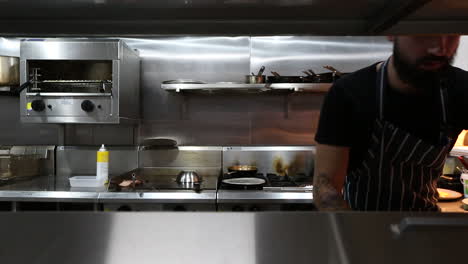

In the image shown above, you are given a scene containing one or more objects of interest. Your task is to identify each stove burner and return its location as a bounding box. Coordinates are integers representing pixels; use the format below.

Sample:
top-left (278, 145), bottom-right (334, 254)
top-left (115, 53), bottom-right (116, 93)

top-left (290, 173), bottom-right (313, 185)
top-left (108, 168), bottom-right (218, 192)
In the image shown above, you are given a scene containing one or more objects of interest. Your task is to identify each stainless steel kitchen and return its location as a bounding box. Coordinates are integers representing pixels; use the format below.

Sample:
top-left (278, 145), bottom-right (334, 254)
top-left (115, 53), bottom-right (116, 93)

top-left (1, 1), bottom-right (468, 263)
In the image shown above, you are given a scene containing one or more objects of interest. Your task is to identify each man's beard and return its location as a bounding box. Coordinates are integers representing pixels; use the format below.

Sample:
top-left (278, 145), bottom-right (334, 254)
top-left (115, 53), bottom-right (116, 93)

top-left (392, 40), bottom-right (454, 93)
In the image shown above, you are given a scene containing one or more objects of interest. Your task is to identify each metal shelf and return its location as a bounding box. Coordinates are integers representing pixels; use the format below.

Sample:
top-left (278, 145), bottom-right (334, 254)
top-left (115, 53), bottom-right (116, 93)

top-left (161, 83), bottom-right (332, 93)
top-left (25, 92), bottom-right (112, 97)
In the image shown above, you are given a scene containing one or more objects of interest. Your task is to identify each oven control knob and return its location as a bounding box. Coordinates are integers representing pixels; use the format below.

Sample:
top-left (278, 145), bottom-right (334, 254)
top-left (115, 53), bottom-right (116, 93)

top-left (232, 205), bottom-right (244, 212)
top-left (31, 100), bottom-right (45, 112)
top-left (173, 206), bottom-right (187, 211)
top-left (81, 100), bottom-right (95, 112)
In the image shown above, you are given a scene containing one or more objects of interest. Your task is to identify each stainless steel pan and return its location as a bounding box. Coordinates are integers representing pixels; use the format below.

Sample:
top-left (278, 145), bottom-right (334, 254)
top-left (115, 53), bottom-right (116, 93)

top-left (0, 56), bottom-right (19, 86)
top-left (245, 66), bottom-right (266, 84)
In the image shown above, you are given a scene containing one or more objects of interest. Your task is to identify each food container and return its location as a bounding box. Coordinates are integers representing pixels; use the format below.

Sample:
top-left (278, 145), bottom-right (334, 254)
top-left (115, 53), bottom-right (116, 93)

top-left (69, 176), bottom-right (102, 188)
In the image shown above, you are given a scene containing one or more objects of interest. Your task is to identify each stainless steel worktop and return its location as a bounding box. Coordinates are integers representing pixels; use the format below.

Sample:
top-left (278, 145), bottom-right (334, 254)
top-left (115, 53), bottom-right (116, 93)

top-left (0, 175), bottom-right (98, 202)
top-left (0, 177), bottom-right (311, 204)
top-left (0, 175), bottom-right (216, 203)
top-left (0, 175), bottom-right (466, 213)
top-left (0, 211), bottom-right (467, 264)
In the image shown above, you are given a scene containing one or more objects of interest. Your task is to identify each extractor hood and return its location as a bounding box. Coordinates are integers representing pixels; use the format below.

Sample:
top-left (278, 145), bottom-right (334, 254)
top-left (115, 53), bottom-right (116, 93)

top-left (0, 0), bottom-right (466, 36)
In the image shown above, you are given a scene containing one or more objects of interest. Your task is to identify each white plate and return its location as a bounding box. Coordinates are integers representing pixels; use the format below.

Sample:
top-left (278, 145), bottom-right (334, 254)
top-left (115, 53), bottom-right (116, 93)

top-left (222, 177), bottom-right (266, 185)
top-left (437, 188), bottom-right (463, 201)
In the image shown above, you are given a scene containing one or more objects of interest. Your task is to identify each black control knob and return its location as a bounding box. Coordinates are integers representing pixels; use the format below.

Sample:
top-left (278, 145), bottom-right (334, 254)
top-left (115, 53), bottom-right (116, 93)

top-left (173, 206), bottom-right (187, 211)
top-left (81, 100), bottom-right (95, 112)
top-left (249, 206), bottom-right (261, 212)
top-left (117, 205), bottom-right (132, 211)
top-left (31, 100), bottom-right (45, 112)
top-left (232, 205), bottom-right (244, 212)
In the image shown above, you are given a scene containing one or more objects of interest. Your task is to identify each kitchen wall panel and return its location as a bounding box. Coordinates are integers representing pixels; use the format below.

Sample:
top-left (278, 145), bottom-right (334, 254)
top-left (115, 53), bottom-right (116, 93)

top-left (64, 125), bottom-right (136, 146)
top-left (0, 36), bottom-right (396, 146)
top-left (250, 36), bottom-right (392, 75)
top-left (123, 37), bottom-right (251, 121)
top-left (130, 36), bottom-right (391, 146)
top-left (0, 94), bottom-right (61, 145)
top-left (0, 37), bottom-right (19, 57)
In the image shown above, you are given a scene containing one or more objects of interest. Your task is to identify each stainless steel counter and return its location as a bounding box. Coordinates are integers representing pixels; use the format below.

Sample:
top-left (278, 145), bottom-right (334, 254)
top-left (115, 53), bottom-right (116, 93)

top-left (0, 175), bottom-right (466, 213)
top-left (217, 190), bottom-right (313, 204)
top-left (0, 211), bottom-right (467, 264)
top-left (99, 191), bottom-right (217, 204)
top-left (0, 175), bottom-right (216, 203)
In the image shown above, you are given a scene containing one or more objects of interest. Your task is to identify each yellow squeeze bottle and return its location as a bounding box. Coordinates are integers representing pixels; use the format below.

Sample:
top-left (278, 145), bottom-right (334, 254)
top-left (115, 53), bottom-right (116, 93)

top-left (96, 144), bottom-right (109, 185)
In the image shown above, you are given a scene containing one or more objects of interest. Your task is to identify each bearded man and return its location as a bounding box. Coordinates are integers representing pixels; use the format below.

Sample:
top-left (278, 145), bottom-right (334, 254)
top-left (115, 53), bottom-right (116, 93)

top-left (313, 35), bottom-right (466, 211)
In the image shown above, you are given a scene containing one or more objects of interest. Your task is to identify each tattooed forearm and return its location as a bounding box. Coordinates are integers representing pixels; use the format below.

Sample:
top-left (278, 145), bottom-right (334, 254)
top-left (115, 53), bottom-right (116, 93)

top-left (313, 173), bottom-right (349, 211)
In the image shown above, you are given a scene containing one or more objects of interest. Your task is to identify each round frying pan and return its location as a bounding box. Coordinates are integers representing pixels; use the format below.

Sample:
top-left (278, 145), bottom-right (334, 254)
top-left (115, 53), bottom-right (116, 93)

top-left (227, 165), bottom-right (257, 173)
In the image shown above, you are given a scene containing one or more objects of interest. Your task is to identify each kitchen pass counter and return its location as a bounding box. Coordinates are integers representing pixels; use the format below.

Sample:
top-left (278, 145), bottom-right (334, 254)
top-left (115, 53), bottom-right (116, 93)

top-left (0, 211), bottom-right (467, 264)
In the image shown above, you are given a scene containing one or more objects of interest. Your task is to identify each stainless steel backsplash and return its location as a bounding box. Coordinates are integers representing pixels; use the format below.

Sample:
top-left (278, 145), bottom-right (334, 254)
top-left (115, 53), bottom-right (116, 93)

top-left (54, 145), bottom-right (313, 184)
top-left (0, 36), bottom-right (395, 146)
top-left (130, 36), bottom-right (392, 146)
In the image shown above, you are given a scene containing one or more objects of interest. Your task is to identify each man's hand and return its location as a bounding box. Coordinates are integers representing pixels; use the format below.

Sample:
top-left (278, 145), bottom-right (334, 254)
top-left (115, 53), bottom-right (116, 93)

top-left (313, 144), bottom-right (350, 211)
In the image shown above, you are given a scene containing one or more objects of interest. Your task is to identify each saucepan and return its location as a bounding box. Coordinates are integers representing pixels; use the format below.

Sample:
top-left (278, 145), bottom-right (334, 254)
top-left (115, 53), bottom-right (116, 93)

top-left (300, 66), bottom-right (349, 83)
top-left (0, 56), bottom-right (19, 87)
top-left (0, 56), bottom-right (20, 93)
top-left (315, 66), bottom-right (348, 82)
top-left (267, 71), bottom-right (306, 83)
top-left (245, 66), bottom-right (266, 84)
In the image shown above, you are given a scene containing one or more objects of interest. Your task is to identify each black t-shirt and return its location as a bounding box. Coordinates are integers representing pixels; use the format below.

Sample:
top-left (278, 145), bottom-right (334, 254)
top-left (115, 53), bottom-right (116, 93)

top-left (315, 62), bottom-right (468, 173)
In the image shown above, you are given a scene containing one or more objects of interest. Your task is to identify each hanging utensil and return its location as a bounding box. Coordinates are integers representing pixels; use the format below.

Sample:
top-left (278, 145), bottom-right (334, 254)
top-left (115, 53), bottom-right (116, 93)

top-left (268, 71), bottom-right (304, 83)
top-left (302, 70), bottom-right (317, 83)
top-left (302, 71), bottom-right (313, 77)
top-left (323, 65), bottom-right (344, 77)
top-left (256, 66), bottom-right (266, 77)
top-left (271, 71), bottom-right (281, 77)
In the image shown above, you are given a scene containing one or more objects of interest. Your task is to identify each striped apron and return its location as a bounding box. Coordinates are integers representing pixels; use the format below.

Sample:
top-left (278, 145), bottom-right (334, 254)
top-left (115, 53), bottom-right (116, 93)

top-left (344, 59), bottom-right (452, 211)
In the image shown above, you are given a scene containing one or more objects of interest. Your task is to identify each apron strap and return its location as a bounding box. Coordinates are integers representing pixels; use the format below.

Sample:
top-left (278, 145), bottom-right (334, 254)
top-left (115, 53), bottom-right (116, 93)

top-left (376, 58), bottom-right (449, 136)
top-left (377, 59), bottom-right (390, 120)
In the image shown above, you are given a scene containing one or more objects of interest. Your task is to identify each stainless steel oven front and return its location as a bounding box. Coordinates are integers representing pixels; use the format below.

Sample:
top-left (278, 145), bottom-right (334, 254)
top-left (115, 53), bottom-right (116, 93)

top-left (19, 39), bottom-right (140, 124)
